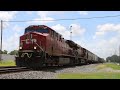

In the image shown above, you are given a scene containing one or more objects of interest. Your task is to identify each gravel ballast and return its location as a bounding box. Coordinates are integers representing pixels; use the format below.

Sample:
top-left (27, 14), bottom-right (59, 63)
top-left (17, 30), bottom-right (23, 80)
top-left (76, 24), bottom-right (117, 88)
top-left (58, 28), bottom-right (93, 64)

top-left (0, 64), bottom-right (119, 79)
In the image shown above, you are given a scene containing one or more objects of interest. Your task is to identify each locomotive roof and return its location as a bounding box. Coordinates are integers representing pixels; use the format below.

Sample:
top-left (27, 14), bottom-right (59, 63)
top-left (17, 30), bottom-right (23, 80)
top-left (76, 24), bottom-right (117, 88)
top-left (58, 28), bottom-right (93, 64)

top-left (26, 25), bottom-right (62, 35)
top-left (25, 32), bottom-right (49, 36)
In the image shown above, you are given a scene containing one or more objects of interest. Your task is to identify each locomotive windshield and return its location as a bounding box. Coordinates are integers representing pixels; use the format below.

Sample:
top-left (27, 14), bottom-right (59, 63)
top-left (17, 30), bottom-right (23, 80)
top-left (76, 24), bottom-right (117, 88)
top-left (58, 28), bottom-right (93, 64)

top-left (25, 29), bottom-right (49, 33)
top-left (25, 25), bottom-right (49, 34)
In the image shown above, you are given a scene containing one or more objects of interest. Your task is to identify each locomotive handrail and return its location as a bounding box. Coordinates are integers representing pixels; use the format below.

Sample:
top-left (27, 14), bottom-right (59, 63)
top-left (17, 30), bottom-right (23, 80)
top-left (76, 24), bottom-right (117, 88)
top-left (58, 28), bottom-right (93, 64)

top-left (34, 42), bottom-right (44, 52)
top-left (27, 37), bottom-right (44, 52)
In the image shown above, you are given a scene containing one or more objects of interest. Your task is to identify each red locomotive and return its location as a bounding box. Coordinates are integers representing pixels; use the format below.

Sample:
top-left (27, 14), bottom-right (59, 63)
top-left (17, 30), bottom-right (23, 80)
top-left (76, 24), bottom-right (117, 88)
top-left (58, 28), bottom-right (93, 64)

top-left (15, 25), bottom-right (104, 68)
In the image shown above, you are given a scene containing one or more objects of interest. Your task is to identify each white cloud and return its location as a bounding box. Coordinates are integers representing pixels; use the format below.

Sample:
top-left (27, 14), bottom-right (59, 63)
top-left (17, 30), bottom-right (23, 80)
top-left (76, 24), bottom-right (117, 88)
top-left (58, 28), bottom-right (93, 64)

top-left (93, 23), bottom-right (120, 39)
top-left (51, 24), bottom-right (86, 40)
top-left (92, 31), bottom-right (120, 59)
top-left (0, 11), bottom-right (18, 29)
top-left (0, 11), bottom-right (19, 52)
top-left (93, 31), bottom-right (105, 39)
top-left (33, 17), bottom-right (55, 24)
top-left (97, 23), bottom-right (120, 32)
top-left (95, 31), bottom-right (105, 35)
top-left (109, 37), bottom-right (118, 44)
top-left (37, 11), bottom-right (65, 17)
top-left (3, 32), bottom-right (20, 52)
top-left (97, 23), bottom-right (120, 33)
top-left (12, 25), bottom-right (24, 33)
top-left (27, 11), bottom-right (56, 24)
top-left (51, 24), bottom-right (70, 39)
top-left (26, 11), bottom-right (65, 16)
top-left (92, 23), bottom-right (120, 58)
top-left (74, 38), bottom-right (87, 48)
top-left (2, 25), bottom-right (24, 52)
top-left (78, 11), bottom-right (88, 15)
top-left (70, 24), bottom-right (86, 37)
top-left (0, 11), bottom-right (18, 20)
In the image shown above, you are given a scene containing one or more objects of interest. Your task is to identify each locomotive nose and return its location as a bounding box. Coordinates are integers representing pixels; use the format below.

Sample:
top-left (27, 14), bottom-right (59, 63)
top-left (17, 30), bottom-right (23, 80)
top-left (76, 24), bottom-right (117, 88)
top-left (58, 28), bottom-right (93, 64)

top-left (20, 32), bottom-right (46, 51)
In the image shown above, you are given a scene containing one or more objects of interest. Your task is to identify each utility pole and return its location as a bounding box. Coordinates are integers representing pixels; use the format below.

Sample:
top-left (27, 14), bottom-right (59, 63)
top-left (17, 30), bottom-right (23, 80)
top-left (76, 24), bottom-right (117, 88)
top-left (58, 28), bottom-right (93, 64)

top-left (70, 26), bottom-right (72, 40)
top-left (0, 20), bottom-right (3, 61)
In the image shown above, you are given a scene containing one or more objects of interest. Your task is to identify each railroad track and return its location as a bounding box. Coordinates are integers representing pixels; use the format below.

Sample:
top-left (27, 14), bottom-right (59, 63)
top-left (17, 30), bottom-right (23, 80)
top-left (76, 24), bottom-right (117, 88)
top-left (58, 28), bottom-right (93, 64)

top-left (0, 64), bottom-right (87, 74)
top-left (0, 66), bottom-right (31, 74)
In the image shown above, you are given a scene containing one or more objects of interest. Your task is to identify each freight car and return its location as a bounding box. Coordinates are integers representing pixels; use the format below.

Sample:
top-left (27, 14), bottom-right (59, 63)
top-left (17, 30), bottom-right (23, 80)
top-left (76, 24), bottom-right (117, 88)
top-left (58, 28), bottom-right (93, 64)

top-left (15, 25), bottom-right (104, 68)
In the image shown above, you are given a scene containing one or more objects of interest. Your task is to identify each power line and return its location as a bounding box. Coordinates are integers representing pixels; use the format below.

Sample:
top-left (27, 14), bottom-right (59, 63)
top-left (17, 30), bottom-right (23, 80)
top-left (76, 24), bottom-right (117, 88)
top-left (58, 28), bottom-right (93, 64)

top-left (2, 14), bottom-right (120, 22)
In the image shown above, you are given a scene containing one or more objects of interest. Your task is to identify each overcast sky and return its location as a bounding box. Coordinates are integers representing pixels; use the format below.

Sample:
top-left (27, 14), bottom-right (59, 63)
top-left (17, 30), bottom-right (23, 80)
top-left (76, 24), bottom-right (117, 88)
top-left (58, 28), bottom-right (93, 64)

top-left (0, 11), bottom-right (120, 59)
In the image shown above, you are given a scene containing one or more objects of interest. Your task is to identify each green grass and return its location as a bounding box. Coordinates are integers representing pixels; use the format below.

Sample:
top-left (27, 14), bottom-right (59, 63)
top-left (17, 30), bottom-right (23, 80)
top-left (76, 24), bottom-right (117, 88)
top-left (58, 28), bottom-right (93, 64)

top-left (96, 63), bottom-right (120, 70)
top-left (58, 72), bottom-right (120, 79)
top-left (96, 64), bottom-right (106, 70)
top-left (105, 63), bottom-right (120, 70)
top-left (0, 60), bottom-right (16, 66)
top-left (58, 63), bottom-right (120, 79)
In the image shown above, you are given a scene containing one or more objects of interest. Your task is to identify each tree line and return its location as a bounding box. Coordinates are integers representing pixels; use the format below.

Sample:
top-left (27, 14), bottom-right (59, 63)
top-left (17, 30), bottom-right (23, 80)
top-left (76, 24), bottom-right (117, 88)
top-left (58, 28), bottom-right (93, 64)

top-left (0, 50), bottom-right (18, 55)
top-left (106, 55), bottom-right (120, 63)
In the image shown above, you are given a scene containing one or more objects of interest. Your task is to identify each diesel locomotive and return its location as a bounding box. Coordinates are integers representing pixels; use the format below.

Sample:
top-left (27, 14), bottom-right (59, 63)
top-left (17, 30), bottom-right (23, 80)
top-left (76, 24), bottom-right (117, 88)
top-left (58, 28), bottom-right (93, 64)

top-left (15, 25), bottom-right (104, 68)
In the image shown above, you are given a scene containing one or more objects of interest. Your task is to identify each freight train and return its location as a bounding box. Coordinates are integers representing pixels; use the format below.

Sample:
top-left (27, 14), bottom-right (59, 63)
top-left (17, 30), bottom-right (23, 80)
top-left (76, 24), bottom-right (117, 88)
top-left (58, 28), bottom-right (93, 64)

top-left (15, 25), bottom-right (104, 68)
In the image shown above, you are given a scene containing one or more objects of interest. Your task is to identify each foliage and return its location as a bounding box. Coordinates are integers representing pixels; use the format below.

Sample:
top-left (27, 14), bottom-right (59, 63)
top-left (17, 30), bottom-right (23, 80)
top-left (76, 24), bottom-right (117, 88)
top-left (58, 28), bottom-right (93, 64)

top-left (2, 50), bottom-right (8, 54)
top-left (106, 55), bottom-right (120, 63)
top-left (0, 50), bottom-right (8, 54)
top-left (9, 50), bottom-right (18, 55)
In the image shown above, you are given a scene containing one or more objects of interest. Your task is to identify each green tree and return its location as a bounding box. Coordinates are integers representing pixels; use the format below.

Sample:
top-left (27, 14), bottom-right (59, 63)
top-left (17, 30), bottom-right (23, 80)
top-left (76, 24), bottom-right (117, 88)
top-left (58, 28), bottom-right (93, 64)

top-left (106, 55), bottom-right (120, 63)
top-left (9, 50), bottom-right (18, 55)
top-left (106, 57), bottom-right (110, 62)
top-left (2, 50), bottom-right (8, 54)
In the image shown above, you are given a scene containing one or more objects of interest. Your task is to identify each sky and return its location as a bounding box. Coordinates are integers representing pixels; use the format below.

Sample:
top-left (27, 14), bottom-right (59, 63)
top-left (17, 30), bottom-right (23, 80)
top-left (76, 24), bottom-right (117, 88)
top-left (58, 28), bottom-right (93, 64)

top-left (0, 11), bottom-right (120, 59)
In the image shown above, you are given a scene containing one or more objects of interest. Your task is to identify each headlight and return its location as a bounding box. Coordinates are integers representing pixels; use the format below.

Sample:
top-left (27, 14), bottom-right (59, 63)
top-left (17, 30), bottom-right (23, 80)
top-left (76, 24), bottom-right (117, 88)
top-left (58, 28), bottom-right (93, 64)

top-left (34, 46), bottom-right (37, 49)
top-left (19, 46), bottom-right (22, 49)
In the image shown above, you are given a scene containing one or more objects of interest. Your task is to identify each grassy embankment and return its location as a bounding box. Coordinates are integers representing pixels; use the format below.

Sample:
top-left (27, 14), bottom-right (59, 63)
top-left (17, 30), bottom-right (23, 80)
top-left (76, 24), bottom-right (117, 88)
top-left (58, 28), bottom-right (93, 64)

top-left (58, 63), bottom-right (120, 79)
top-left (96, 63), bottom-right (120, 70)
top-left (58, 72), bottom-right (120, 79)
top-left (0, 60), bottom-right (16, 66)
